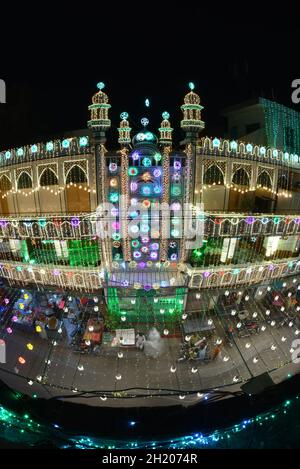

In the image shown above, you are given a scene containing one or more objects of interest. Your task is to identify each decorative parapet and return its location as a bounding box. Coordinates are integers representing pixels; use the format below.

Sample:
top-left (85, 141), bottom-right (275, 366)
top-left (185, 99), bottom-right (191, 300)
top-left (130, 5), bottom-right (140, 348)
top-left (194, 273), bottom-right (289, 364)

top-left (0, 136), bottom-right (91, 168)
top-left (187, 257), bottom-right (300, 289)
top-left (199, 137), bottom-right (300, 170)
top-left (0, 261), bottom-right (102, 291)
top-left (0, 212), bottom-right (300, 239)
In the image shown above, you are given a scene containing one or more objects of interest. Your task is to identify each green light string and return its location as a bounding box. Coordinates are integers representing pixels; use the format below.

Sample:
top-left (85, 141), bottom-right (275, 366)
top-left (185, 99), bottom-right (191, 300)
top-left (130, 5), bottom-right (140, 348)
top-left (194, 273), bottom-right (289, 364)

top-left (260, 98), bottom-right (300, 154)
top-left (0, 396), bottom-right (298, 448)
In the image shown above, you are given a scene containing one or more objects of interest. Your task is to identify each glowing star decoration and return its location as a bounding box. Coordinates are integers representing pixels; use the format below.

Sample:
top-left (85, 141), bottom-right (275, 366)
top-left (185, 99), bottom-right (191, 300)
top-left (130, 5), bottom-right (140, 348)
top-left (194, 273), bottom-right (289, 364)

top-left (128, 167), bottom-right (138, 176)
top-left (162, 111), bottom-right (170, 120)
top-left (120, 112), bottom-right (128, 120)
top-left (109, 162), bottom-right (117, 172)
top-left (97, 82), bottom-right (105, 90)
top-left (189, 82), bottom-right (195, 90)
top-left (141, 117), bottom-right (149, 127)
top-left (79, 136), bottom-right (88, 147)
top-left (62, 139), bottom-right (70, 149)
top-left (142, 157), bottom-right (152, 167)
top-left (46, 141), bottom-right (54, 151)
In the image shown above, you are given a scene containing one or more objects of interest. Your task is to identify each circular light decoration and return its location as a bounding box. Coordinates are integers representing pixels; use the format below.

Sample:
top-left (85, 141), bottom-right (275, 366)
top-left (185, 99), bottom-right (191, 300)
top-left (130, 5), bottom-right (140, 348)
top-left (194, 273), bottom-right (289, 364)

top-left (171, 185), bottom-right (181, 196)
top-left (212, 138), bottom-right (220, 148)
top-left (141, 224), bottom-right (149, 233)
top-left (130, 224), bottom-right (139, 234)
top-left (7, 327), bottom-right (12, 334)
top-left (260, 146), bottom-right (266, 155)
top-left (62, 139), bottom-right (70, 149)
top-left (18, 356), bottom-right (26, 365)
top-left (230, 140), bottom-right (238, 151)
top-left (5, 151), bottom-right (11, 159)
top-left (141, 172), bottom-right (151, 182)
top-left (27, 343), bottom-right (33, 350)
top-left (142, 157), bottom-right (152, 167)
top-left (97, 82), bottom-right (105, 90)
top-left (150, 243), bottom-right (159, 250)
top-left (112, 232), bottom-right (121, 241)
top-left (142, 200), bottom-right (151, 209)
top-left (141, 184), bottom-right (151, 196)
top-left (150, 251), bottom-right (158, 260)
top-left (171, 202), bottom-right (181, 211)
top-left (154, 152), bottom-right (162, 162)
top-left (153, 168), bottom-right (162, 178)
top-left (170, 253), bottom-right (177, 261)
top-left (130, 182), bottom-right (138, 193)
top-left (131, 151), bottom-right (139, 160)
top-left (71, 217), bottom-right (80, 227)
top-left (128, 167), bottom-right (138, 176)
top-left (111, 207), bottom-right (119, 216)
top-left (109, 192), bottom-right (119, 203)
top-left (246, 143), bottom-right (253, 153)
top-left (141, 117), bottom-right (149, 127)
top-left (31, 144), bottom-right (38, 153)
top-left (109, 162), bottom-right (117, 172)
top-left (162, 111), bottom-right (170, 120)
top-left (38, 218), bottom-right (47, 228)
top-left (188, 82), bottom-right (195, 90)
top-left (131, 239), bottom-right (140, 249)
top-left (46, 141), bottom-right (54, 151)
top-left (173, 173), bottom-right (181, 182)
top-left (153, 185), bottom-right (161, 194)
top-left (141, 236), bottom-right (149, 244)
top-left (174, 161), bottom-right (181, 170)
top-left (273, 149), bottom-right (279, 158)
top-left (79, 136), bottom-right (88, 147)
top-left (120, 111), bottom-right (129, 120)
top-left (110, 178), bottom-right (118, 187)
top-left (17, 148), bottom-right (24, 157)
top-left (141, 246), bottom-right (149, 254)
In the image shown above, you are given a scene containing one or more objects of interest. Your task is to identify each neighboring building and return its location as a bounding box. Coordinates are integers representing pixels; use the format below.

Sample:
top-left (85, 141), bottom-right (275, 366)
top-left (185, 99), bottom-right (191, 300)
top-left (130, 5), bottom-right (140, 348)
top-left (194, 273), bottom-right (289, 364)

top-left (0, 83), bottom-right (300, 406)
top-left (222, 97), bottom-right (300, 155)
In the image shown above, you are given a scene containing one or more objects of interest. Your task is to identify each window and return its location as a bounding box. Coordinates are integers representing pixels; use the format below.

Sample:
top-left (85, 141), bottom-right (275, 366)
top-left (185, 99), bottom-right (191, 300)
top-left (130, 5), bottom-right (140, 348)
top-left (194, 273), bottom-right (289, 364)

top-left (232, 168), bottom-right (249, 186)
top-left (203, 165), bottom-right (224, 185)
top-left (40, 168), bottom-right (58, 186)
top-left (66, 166), bottom-right (87, 184)
top-left (17, 172), bottom-right (32, 189)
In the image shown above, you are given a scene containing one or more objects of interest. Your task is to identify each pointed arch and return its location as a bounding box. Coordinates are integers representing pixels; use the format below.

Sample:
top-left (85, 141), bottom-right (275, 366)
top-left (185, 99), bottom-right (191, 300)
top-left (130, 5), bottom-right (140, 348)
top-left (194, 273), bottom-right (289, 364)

top-left (232, 168), bottom-right (250, 186)
top-left (0, 174), bottom-right (12, 191)
top-left (40, 167), bottom-right (58, 186)
top-left (257, 171), bottom-right (272, 188)
top-left (66, 165), bottom-right (87, 184)
top-left (203, 165), bottom-right (224, 185)
top-left (17, 171), bottom-right (32, 189)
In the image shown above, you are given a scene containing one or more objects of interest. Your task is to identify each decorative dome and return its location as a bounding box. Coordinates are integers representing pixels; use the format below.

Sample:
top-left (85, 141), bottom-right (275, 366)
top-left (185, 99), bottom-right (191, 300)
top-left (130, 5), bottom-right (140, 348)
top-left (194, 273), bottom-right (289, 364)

top-left (184, 91), bottom-right (201, 105)
top-left (159, 112), bottom-right (173, 144)
top-left (118, 112), bottom-right (131, 144)
top-left (88, 82), bottom-right (111, 133)
top-left (180, 82), bottom-right (205, 134)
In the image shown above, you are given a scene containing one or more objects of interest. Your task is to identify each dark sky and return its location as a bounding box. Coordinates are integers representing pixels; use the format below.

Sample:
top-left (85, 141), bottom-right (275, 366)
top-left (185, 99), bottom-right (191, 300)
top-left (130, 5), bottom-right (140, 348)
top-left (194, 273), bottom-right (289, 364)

top-left (0, 6), bottom-right (299, 149)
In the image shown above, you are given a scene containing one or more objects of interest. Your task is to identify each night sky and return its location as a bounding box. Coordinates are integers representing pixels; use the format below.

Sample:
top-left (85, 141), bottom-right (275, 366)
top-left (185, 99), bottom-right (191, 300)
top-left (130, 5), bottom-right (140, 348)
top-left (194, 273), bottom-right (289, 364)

top-left (0, 7), bottom-right (298, 149)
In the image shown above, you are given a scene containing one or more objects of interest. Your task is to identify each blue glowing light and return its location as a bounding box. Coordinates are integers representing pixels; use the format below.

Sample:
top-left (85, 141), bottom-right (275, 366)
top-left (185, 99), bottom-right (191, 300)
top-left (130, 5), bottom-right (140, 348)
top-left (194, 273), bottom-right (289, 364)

top-left (79, 137), bottom-right (88, 147)
top-left (46, 141), bottom-right (54, 151)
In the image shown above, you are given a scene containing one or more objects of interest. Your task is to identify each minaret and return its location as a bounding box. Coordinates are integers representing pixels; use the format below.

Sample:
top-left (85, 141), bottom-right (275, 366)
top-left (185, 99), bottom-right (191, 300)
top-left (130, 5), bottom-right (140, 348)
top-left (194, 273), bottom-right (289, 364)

top-left (88, 82), bottom-right (111, 267)
top-left (118, 112), bottom-right (131, 145)
top-left (88, 82), bottom-right (111, 209)
top-left (118, 112), bottom-right (131, 262)
top-left (159, 112), bottom-right (173, 262)
top-left (180, 83), bottom-right (205, 262)
top-left (159, 112), bottom-right (173, 145)
top-left (180, 82), bottom-right (205, 139)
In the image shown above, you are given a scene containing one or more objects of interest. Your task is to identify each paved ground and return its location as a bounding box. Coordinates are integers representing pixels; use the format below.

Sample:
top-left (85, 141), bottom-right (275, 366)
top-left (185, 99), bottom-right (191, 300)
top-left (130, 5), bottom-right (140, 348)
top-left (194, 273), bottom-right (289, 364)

top-left (1, 276), bottom-right (300, 407)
